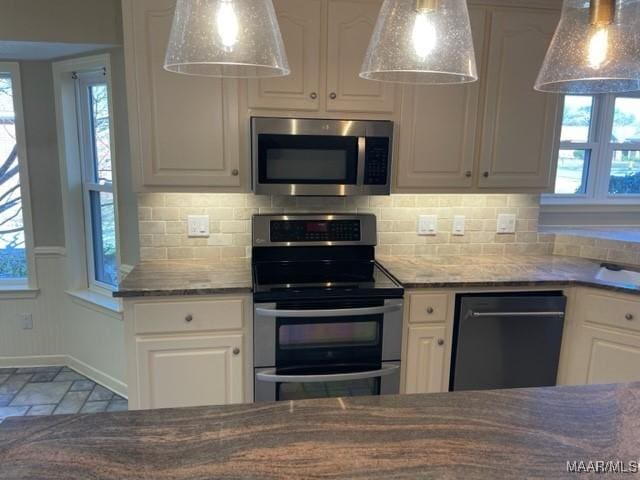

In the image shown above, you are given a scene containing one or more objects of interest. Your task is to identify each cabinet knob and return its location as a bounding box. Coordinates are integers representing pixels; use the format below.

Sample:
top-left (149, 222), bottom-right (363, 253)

top-left (426, 307), bottom-right (434, 314)
top-left (437, 339), bottom-right (444, 346)
top-left (185, 314), bottom-right (193, 323)
top-left (625, 313), bottom-right (634, 321)
top-left (231, 169), bottom-right (239, 176)
top-left (309, 92), bottom-right (318, 100)
top-left (233, 347), bottom-right (240, 355)
top-left (329, 92), bottom-right (337, 100)
top-left (483, 171), bottom-right (489, 178)
top-left (465, 171), bottom-right (472, 178)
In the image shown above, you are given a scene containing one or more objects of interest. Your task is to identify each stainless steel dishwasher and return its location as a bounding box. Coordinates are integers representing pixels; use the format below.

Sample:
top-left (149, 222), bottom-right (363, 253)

top-left (450, 292), bottom-right (566, 391)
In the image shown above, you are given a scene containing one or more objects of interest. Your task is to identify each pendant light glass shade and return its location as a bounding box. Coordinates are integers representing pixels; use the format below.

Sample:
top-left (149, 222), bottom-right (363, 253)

top-left (360, 0), bottom-right (477, 84)
top-left (535, 0), bottom-right (640, 94)
top-left (164, 0), bottom-right (290, 78)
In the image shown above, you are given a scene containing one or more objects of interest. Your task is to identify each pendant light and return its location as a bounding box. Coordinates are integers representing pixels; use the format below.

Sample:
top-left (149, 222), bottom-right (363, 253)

top-left (360, 0), bottom-right (477, 84)
top-left (164, 0), bottom-right (290, 78)
top-left (535, 0), bottom-right (640, 94)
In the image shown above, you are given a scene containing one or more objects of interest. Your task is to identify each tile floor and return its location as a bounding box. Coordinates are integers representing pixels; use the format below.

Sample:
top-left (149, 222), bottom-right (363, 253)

top-left (0, 366), bottom-right (127, 423)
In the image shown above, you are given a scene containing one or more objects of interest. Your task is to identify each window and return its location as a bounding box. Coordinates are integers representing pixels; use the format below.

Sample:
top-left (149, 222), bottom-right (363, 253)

top-left (548, 93), bottom-right (640, 204)
top-left (0, 63), bottom-right (34, 287)
top-left (75, 70), bottom-right (118, 290)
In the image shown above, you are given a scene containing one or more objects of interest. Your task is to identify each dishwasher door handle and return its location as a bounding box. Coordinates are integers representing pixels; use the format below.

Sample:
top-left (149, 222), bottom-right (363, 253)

top-left (470, 311), bottom-right (565, 318)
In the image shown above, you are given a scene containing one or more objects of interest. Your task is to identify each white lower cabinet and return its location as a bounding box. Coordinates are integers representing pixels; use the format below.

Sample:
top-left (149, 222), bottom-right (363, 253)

top-left (561, 288), bottom-right (640, 386)
top-left (124, 295), bottom-right (252, 410)
top-left (404, 324), bottom-right (447, 394)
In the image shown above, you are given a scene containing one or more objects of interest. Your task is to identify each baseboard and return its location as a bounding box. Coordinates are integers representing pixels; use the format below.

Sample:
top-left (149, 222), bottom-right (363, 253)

top-left (66, 355), bottom-right (128, 399)
top-left (0, 354), bottom-right (67, 368)
top-left (0, 354), bottom-right (128, 400)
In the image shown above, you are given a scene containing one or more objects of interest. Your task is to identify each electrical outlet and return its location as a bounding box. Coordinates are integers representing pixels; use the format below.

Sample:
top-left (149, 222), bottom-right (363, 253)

top-left (418, 215), bottom-right (438, 236)
top-left (19, 313), bottom-right (33, 330)
top-left (187, 215), bottom-right (210, 237)
top-left (452, 215), bottom-right (465, 236)
top-left (496, 214), bottom-right (517, 234)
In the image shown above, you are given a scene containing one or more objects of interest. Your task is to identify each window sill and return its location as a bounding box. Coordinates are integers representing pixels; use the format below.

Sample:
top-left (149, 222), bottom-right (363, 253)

top-left (66, 289), bottom-right (123, 320)
top-left (0, 286), bottom-right (40, 300)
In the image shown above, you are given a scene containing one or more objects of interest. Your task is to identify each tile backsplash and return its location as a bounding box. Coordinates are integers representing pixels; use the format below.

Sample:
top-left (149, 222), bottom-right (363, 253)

top-left (137, 193), bottom-right (554, 261)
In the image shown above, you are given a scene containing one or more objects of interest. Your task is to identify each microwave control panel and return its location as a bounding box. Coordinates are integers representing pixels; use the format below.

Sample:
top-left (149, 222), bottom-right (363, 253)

top-left (364, 137), bottom-right (390, 185)
top-left (270, 220), bottom-right (361, 242)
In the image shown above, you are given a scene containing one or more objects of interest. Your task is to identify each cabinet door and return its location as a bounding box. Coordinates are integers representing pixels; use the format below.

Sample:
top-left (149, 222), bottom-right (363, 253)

top-left (248, 0), bottom-right (322, 111)
top-left (564, 325), bottom-right (640, 385)
top-left (395, 8), bottom-right (486, 189)
top-left (135, 333), bottom-right (244, 409)
top-left (325, 0), bottom-right (394, 113)
top-left (404, 324), bottom-right (447, 394)
top-left (478, 9), bottom-right (560, 189)
top-left (123, 0), bottom-right (243, 189)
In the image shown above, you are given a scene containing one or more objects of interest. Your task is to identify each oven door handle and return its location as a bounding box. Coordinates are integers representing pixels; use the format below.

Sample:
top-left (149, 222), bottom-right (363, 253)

top-left (254, 303), bottom-right (402, 318)
top-left (255, 364), bottom-right (399, 383)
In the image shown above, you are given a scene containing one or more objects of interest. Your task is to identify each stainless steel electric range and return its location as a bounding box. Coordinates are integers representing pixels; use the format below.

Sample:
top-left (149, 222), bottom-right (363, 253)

top-left (252, 214), bottom-right (404, 402)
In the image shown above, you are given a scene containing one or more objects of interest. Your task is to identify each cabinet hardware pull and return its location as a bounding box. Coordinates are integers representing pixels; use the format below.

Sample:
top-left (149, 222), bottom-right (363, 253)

top-left (329, 92), bottom-right (337, 99)
top-left (231, 169), bottom-right (239, 176)
top-left (426, 307), bottom-right (434, 314)
top-left (483, 171), bottom-right (489, 178)
top-left (626, 313), bottom-right (634, 321)
top-left (309, 92), bottom-right (318, 99)
top-left (465, 171), bottom-right (472, 178)
top-left (437, 339), bottom-right (444, 346)
top-left (233, 347), bottom-right (240, 355)
top-left (185, 314), bottom-right (193, 323)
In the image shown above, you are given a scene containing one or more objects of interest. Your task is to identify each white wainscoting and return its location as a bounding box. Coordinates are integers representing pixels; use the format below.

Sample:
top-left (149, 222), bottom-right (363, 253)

top-left (0, 248), bottom-right (127, 397)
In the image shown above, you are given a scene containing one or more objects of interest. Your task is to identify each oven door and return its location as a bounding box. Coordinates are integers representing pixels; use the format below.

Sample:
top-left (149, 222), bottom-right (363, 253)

top-left (254, 361), bottom-right (400, 402)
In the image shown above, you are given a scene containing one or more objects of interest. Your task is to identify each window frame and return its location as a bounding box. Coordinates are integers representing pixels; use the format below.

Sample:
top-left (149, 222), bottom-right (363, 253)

top-left (52, 54), bottom-right (122, 303)
top-left (0, 62), bottom-right (37, 290)
top-left (543, 92), bottom-right (640, 207)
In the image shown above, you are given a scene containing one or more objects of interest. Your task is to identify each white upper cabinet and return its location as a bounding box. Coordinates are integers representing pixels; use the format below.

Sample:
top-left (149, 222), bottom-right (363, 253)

top-left (325, 0), bottom-right (394, 113)
top-left (122, 0), bottom-right (246, 191)
top-left (248, 0), bottom-right (322, 111)
top-left (249, 0), bottom-right (394, 116)
top-left (478, 9), bottom-right (560, 189)
top-left (395, 8), bottom-right (486, 189)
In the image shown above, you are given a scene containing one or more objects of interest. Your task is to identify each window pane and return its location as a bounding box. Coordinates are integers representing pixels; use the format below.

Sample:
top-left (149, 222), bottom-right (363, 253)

top-left (90, 190), bottom-right (117, 286)
top-left (560, 95), bottom-right (594, 143)
top-left (0, 74), bottom-right (26, 279)
top-left (89, 84), bottom-right (112, 185)
top-left (611, 97), bottom-right (640, 144)
top-left (554, 149), bottom-right (589, 194)
top-left (609, 150), bottom-right (640, 195)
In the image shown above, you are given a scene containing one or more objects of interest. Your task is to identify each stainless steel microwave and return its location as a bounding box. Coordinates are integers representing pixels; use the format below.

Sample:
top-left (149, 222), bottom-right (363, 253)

top-left (251, 117), bottom-right (394, 196)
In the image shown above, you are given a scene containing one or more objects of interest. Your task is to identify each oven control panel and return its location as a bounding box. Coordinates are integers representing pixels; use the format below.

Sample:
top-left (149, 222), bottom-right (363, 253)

top-left (270, 220), bottom-right (361, 242)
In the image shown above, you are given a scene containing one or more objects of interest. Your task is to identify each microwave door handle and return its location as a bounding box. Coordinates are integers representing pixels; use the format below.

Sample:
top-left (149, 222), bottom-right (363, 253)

top-left (356, 136), bottom-right (366, 186)
top-left (254, 303), bottom-right (402, 318)
top-left (256, 364), bottom-right (399, 383)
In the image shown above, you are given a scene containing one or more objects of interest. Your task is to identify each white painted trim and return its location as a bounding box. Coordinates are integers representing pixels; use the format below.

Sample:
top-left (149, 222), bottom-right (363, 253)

top-left (66, 355), bottom-right (127, 399)
top-left (66, 288), bottom-right (123, 319)
top-left (119, 263), bottom-right (134, 276)
top-left (0, 355), bottom-right (127, 399)
top-left (33, 246), bottom-right (67, 257)
top-left (0, 287), bottom-right (39, 299)
top-left (0, 62), bottom-right (38, 289)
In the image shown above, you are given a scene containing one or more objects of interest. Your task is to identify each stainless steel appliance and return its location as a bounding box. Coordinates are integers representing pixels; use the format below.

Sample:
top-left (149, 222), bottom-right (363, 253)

top-left (451, 292), bottom-right (566, 391)
top-left (252, 214), bottom-right (404, 402)
top-left (251, 117), bottom-right (394, 196)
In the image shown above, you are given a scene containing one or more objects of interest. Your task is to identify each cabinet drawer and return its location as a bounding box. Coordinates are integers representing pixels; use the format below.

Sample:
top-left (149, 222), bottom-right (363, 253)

top-left (579, 290), bottom-right (640, 334)
top-left (409, 294), bottom-right (450, 324)
top-left (133, 299), bottom-right (244, 334)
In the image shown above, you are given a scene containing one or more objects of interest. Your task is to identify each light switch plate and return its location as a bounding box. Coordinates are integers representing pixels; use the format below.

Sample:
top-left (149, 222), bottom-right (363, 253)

top-left (418, 215), bottom-right (438, 236)
top-left (452, 215), bottom-right (465, 236)
top-left (19, 313), bottom-right (33, 330)
top-left (496, 214), bottom-right (516, 234)
top-left (187, 215), bottom-right (210, 237)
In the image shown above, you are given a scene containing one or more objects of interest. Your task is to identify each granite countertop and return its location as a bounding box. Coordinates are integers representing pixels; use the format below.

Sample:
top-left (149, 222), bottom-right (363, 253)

top-left (113, 259), bottom-right (252, 298)
top-left (1, 382), bottom-right (639, 479)
top-left (377, 254), bottom-right (640, 295)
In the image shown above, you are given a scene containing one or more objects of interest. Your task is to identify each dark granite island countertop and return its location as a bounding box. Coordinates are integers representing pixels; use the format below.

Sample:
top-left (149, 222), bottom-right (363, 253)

top-left (113, 259), bottom-right (252, 298)
top-left (1, 382), bottom-right (640, 479)
top-left (378, 254), bottom-right (640, 295)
